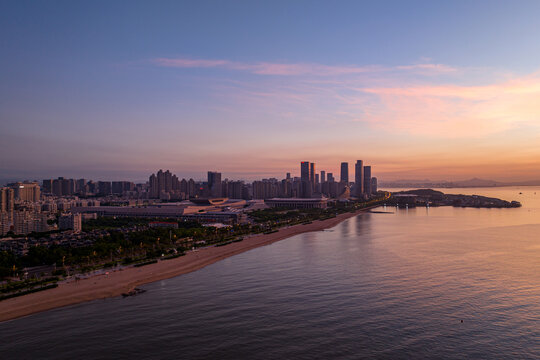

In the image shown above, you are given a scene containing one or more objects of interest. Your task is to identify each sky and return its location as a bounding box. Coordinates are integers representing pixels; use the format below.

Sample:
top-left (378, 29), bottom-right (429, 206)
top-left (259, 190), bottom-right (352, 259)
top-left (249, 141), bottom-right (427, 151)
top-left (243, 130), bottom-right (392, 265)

top-left (2, 0), bottom-right (540, 182)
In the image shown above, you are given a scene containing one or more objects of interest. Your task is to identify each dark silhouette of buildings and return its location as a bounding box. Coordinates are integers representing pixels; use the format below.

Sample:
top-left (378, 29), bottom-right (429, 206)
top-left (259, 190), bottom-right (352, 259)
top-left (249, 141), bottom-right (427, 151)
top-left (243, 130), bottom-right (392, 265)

top-left (355, 160), bottom-right (364, 197)
top-left (363, 165), bottom-right (372, 196)
top-left (340, 162), bottom-right (349, 184)
top-left (208, 171), bottom-right (222, 197)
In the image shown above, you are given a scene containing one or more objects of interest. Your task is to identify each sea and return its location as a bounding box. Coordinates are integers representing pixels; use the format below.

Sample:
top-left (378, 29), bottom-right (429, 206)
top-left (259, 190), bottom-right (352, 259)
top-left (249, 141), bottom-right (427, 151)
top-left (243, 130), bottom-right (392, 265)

top-left (1, 187), bottom-right (539, 359)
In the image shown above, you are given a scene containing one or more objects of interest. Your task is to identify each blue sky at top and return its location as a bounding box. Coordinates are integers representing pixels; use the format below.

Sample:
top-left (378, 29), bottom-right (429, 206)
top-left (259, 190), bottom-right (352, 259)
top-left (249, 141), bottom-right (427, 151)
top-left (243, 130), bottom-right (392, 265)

top-left (2, 1), bottom-right (540, 181)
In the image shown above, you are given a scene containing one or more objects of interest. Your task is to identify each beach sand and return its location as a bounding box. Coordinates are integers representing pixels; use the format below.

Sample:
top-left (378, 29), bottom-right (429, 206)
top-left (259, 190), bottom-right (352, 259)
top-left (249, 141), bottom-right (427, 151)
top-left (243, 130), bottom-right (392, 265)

top-left (0, 208), bottom-right (371, 322)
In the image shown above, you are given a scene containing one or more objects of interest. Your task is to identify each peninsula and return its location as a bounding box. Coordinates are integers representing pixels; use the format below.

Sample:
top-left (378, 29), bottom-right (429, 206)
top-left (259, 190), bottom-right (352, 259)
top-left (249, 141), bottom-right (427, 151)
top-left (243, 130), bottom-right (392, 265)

top-left (387, 189), bottom-right (521, 208)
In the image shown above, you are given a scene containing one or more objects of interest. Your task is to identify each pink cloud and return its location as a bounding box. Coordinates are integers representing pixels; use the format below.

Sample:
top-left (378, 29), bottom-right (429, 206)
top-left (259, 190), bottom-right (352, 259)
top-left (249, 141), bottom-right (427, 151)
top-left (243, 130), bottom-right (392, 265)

top-left (151, 56), bottom-right (540, 139)
top-left (356, 73), bottom-right (540, 136)
top-left (396, 63), bottom-right (457, 73)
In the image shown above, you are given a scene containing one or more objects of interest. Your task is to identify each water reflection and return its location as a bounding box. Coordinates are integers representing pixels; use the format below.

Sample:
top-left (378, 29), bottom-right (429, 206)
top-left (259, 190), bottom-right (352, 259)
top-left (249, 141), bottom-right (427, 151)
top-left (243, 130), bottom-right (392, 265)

top-left (1, 187), bottom-right (539, 359)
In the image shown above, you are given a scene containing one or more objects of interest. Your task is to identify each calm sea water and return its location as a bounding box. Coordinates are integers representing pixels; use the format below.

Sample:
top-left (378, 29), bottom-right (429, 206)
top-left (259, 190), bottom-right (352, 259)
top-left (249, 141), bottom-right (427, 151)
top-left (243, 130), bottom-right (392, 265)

top-left (1, 187), bottom-right (539, 359)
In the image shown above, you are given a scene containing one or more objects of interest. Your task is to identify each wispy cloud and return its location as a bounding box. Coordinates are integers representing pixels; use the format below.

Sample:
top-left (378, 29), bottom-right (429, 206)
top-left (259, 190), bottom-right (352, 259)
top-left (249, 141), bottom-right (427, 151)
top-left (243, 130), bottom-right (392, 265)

top-left (395, 63), bottom-right (457, 73)
top-left (151, 57), bottom-right (455, 76)
top-left (150, 56), bottom-right (540, 138)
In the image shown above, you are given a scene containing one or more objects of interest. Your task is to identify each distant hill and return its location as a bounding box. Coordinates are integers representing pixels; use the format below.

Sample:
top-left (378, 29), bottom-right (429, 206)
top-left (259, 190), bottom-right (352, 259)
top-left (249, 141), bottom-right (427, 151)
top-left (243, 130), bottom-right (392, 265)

top-left (503, 180), bottom-right (540, 186)
top-left (450, 178), bottom-right (502, 187)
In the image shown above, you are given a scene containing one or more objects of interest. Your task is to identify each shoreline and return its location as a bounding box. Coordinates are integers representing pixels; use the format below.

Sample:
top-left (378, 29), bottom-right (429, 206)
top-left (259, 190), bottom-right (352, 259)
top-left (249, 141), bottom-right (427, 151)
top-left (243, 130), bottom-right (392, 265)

top-left (0, 206), bottom-right (375, 323)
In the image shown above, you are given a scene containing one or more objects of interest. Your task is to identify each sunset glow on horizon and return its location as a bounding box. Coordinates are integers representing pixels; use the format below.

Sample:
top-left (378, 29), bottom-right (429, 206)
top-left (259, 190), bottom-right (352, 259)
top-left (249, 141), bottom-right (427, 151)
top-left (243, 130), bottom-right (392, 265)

top-left (2, 1), bottom-right (540, 182)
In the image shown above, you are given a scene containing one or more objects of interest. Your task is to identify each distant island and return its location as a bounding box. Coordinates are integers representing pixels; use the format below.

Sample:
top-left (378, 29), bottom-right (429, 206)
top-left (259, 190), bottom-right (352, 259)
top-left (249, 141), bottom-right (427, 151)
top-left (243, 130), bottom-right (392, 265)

top-left (380, 177), bottom-right (540, 188)
top-left (386, 189), bottom-right (521, 208)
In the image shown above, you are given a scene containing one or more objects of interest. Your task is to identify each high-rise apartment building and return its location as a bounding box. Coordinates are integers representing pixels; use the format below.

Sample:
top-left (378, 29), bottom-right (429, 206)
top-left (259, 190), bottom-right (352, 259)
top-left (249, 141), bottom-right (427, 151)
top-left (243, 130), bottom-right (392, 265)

top-left (97, 181), bottom-right (112, 195)
top-left (0, 212), bottom-right (10, 236)
top-left (340, 162), bottom-right (349, 184)
top-left (61, 178), bottom-right (74, 195)
top-left (42, 179), bottom-right (53, 194)
top-left (47, 177), bottom-right (74, 196)
top-left (11, 210), bottom-right (49, 235)
top-left (76, 179), bottom-right (86, 193)
top-left (149, 169), bottom-right (180, 198)
top-left (52, 178), bottom-right (63, 196)
top-left (149, 173), bottom-right (158, 198)
top-left (12, 182), bottom-right (40, 202)
top-left (13, 211), bottom-right (33, 235)
top-left (252, 179), bottom-right (280, 199)
top-left (0, 187), bottom-right (15, 221)
top-left (112, 181), bottom-right (124, 195)
top-left (187, 179), bottom-right (196, 197)
top-left (228, 181), bottom-right (245, 199)
top-left (354, 160), bottom-right (364, 197)
top-left (112, 181), bottom-right (135, 195)
top-left (59, 213), bottom-right (82, 233)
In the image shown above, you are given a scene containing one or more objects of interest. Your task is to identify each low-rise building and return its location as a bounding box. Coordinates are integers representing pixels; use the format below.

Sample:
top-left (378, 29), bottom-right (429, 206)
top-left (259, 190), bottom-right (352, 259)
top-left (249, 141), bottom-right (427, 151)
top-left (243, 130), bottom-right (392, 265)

top-left (264, 197), bottom-right (328, 209)
top-left (149, 221), bottom-right (179, 229)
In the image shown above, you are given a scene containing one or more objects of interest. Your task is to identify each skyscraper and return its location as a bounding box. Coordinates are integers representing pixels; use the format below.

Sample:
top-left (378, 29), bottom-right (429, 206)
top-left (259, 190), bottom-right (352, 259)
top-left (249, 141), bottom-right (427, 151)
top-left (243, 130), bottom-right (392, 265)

top-left (300, 161), bottom-right (312, 198)
top-left (310, 163), bottom-right (315, 185)
top-left (208, 171), bottom-right (222, 198)
top-left (371, 177), bottom-right (378, 194)
top-left (355, 160), bottom-right (364, 197)
top-left (320, 171), bottom-right (326, 183)
top-left (340, 162), bottom-right (349, 184)
top-left (301, 162), bottom-right (310, 182)
top-left (149, 173), bottom-right (158, 198)
top-left (187, 179), bottom-right (196, 197)
top-left (363, 165), bottom-right (372, 196)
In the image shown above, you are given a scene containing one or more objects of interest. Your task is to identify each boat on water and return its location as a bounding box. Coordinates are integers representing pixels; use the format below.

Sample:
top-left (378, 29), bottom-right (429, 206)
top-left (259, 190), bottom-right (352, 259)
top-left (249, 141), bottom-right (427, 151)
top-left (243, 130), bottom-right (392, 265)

top-left (122, 288), bottom-right (146, 298)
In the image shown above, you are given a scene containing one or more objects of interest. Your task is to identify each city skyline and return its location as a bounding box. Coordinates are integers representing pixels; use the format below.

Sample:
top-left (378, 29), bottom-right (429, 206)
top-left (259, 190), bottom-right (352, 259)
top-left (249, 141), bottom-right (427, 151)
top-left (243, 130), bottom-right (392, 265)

top-left (3, 162), bottom-right (540, 186)
top-left (3, 1), bottom-right (540, 182)
top-left (1, 158), bottom-right (378, 185)
top-left (1, 3), bottom-right (538, 356)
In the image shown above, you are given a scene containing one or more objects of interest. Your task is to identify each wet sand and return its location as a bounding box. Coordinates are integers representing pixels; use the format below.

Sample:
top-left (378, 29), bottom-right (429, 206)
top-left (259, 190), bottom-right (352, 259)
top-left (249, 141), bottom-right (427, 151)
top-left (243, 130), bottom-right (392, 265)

top-left (0, 208), bottom-right (371, 322)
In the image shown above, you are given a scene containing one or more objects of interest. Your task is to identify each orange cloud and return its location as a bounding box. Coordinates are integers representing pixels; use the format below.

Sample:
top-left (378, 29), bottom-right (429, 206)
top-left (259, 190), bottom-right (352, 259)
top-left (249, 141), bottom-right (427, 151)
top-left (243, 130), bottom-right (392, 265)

top-left (358, 72), bottom-right (540, 136)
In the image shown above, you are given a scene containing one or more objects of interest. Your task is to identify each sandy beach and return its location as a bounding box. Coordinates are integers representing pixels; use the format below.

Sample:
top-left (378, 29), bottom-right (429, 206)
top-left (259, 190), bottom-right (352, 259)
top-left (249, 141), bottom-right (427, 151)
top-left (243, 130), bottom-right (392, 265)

top-left (0, 208), bottom-right (371, 322)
